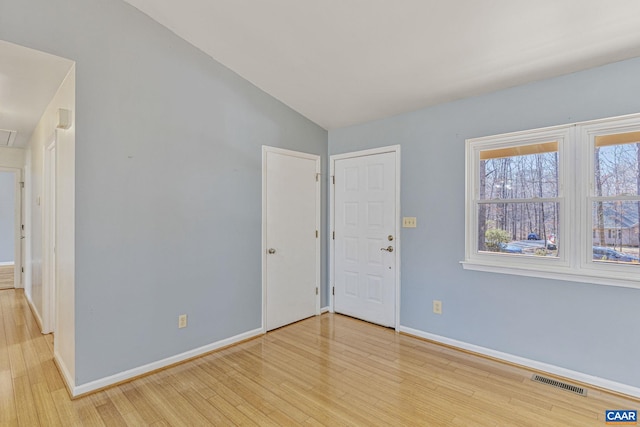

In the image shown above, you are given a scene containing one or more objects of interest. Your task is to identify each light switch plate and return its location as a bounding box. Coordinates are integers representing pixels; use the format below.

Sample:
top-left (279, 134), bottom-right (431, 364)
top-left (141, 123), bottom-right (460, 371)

top-left (403, 217), bottom-right (417, 228)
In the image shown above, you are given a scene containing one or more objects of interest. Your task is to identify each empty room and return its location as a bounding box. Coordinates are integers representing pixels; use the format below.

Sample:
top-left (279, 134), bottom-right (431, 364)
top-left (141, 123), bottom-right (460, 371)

top-left (1, 0), bottom-right (639, 425)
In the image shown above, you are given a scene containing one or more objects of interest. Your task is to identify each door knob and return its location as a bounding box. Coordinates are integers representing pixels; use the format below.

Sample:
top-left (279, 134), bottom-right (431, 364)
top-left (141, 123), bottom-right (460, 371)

top-left (268, 248), bottom-right (276, 254)
top-left (380, 246), bottom-right (393, 252)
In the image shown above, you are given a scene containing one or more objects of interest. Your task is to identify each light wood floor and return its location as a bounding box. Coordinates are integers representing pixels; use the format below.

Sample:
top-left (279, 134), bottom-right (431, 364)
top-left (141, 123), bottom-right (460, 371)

top-left (1, 289), bottom-right (637, 426)
top-left (0, 265), bottom-right (14, 289)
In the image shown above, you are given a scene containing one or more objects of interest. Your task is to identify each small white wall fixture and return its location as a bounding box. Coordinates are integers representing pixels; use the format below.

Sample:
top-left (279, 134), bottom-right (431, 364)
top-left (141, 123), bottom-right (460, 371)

top-left (57, 108), bottom-right (72, 130)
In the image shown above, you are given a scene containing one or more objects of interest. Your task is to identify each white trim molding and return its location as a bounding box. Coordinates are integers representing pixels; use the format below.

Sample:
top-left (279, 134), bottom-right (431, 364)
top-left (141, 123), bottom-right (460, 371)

top-left (70, 328), bottom-right (263, 397)
top-left (400, 325), bottom-right (640, 399)
top-left (53, 350), bottom-right (75, 396)
top-left (24, 290), bottom-right (43, 332)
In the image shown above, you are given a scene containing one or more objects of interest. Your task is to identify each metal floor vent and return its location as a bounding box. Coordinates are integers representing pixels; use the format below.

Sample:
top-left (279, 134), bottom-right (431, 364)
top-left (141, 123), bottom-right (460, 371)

top-left (531, 374), bottom-right (588, 396)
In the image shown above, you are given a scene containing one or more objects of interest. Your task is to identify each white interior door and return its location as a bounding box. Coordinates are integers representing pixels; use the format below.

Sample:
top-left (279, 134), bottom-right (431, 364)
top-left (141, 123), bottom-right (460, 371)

top-left (264, 147), bottom-right (320, 331)
top-left (333, 150), bottom-right (397, 327)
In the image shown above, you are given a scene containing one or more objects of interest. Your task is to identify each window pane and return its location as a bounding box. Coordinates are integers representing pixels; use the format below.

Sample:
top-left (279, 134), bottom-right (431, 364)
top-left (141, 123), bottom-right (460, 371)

top-left (479, 148), bottom-right (558, 200)
top-left (592, 201), bottom-right (640, 264)
top-left (594, 136), bottom-right (640, 197)
top-left (477, 202), bottom-right (559, 257)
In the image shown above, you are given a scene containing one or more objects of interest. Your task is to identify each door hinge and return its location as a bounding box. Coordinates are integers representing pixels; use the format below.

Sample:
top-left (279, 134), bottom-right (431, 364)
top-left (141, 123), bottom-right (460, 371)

top-left (21, 267), bottom-right (24, 273)
top-left (315, 173), bottom-right (320, 182)
top-left (332, 231), bottom-right (335, 240)
top-left (332, 287), bottom-right (335, 296)
top-left (20, 181), bottom-right (25, 188)
top-left (315, 287), bottom-right (318, 295)
top-left (316, 230), bottom-right (319, 238)
top-left (332, 176), bottom-right (335, 185)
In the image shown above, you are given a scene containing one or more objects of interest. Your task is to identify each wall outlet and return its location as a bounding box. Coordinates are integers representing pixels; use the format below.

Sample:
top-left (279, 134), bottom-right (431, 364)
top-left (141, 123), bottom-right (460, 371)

top-left (433, 300), bottom-right (442, 315)
top-left (402, 217), bottom-right (417, 228)
top-left (178, 314), bottom-right (187, 328)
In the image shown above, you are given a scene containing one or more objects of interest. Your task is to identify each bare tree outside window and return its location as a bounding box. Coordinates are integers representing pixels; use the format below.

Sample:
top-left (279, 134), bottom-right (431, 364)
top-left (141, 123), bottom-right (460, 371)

top-left (477, 142), bottom-right (559, 257)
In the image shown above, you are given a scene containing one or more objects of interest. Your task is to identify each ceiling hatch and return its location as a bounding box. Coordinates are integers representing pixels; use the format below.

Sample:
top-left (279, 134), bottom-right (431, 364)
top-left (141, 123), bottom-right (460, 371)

top-left (0, 129), bottom-right (17, 146)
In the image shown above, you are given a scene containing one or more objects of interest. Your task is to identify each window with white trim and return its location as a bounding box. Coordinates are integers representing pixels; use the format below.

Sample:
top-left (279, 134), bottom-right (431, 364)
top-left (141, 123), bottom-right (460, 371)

top-left (463, 114), bottom-right (640, 288)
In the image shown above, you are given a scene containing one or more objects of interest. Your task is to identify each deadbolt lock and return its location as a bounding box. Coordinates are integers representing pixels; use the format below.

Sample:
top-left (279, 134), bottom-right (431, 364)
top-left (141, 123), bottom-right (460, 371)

top-left (388, 235), bottom-right (394, 241)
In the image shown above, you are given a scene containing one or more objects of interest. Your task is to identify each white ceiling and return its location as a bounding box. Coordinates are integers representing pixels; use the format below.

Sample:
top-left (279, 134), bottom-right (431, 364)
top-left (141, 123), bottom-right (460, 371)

top-left (0, 40), bottom-right (74, 148)
top-left (123, 0), bottom-right (640, 129)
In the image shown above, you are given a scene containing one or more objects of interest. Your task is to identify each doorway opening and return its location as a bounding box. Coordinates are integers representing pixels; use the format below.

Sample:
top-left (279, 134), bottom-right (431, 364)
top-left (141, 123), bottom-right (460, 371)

top-left (0, 168), bottom-right (22, 290)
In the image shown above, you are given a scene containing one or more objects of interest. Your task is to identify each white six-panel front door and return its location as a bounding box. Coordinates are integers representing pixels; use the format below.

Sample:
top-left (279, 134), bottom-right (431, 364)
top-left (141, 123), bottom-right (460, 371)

top-left (264, 147), bottom-right (320, 331)
top-left (334, 151), bottom-right (397, 327)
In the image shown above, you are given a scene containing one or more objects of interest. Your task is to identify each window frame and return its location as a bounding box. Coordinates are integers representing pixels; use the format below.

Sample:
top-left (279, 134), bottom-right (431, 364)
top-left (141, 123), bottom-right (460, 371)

top-left (577, 116), bottom-right (640, 284)
top-left (462, 113), bottom-right (640, 290)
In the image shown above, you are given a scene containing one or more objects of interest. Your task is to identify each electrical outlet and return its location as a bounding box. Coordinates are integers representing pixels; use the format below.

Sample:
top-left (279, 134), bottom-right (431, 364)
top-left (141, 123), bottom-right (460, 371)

top-left (433, 300), bottom-right (442, 315)
top-left (178, 314), bottom-right (187, 328)
top-left (402, 217), bottom-right (417, 228)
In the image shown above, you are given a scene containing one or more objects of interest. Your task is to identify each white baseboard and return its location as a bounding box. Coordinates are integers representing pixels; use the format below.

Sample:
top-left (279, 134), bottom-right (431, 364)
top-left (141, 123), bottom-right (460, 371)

top-left (54, 350), bottom-right (76, 394)
top-left (399, 326), bottom-right (640, 399)
top-left (0, 261), bottom-right (14, 266)
top-left (72, 327), bottom-right (263, 397)
top-left (24, 291), bottom-right (44, 333)
top-left (321, 306), bottom-right (330, 314)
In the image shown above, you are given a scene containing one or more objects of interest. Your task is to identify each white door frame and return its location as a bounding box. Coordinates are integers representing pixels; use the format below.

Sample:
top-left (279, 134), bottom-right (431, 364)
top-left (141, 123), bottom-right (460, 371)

top-left (329, 145), bottom-right (401, 330)
top-left (42, 138), bottom-right (57, 334)
top-left (261, 146), bottom-right (321, 332)
top-left (0, 167), bottom-right (23, 289)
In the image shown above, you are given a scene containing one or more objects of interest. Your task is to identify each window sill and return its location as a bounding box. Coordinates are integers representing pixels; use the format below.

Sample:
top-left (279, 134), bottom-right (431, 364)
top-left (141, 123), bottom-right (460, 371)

top-left (460, 260), bottom-right (640, 290)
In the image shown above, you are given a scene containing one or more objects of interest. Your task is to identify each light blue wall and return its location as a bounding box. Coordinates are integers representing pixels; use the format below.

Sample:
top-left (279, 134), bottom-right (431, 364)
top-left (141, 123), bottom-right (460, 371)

top-left (0, 172), bottom-right (14, 263)
top-left (0, 0), bottom-right (327, 385)
top-left (329, 57), bottom-right (640, 388)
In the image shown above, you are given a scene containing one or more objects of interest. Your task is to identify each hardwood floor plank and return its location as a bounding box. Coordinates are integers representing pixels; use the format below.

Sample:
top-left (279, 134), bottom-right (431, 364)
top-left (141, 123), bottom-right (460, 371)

top-left (119, 384), bottom-right (162, 425)
top-left (31, 382), bottom-right (62, 427)
top-left (95, 400), bottom-right (128, 427)
top-left (179, 387), bottom-right (233, 425)
top-left (50, 389), bottom-right (83, 426)
top-left (206, 393), bottom-right (261, 426)
top-left (41, 359), bottom-right (65, 393)
top-left (13, 375), bottom-right (40, 427)
top-left (0, 370), bottom-right (16, 424)
top-left (6, 345), bottom-right (25, 379)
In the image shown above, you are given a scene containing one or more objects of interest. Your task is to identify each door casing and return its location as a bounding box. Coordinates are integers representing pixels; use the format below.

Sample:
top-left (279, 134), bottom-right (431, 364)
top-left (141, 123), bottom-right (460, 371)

top-left (42, 138), bottom-right (57, 334)
top-left (329, 145), bottom-right (401, 330)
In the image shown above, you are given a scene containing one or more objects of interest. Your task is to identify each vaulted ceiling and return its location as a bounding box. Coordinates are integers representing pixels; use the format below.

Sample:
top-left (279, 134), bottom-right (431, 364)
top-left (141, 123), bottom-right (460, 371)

top-left (3, 1), bottom-right (640, 148)
top-left (122, 0), bottom-right (640, 129)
